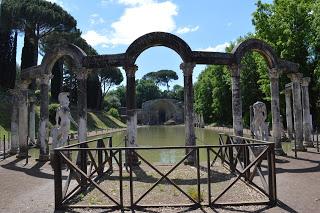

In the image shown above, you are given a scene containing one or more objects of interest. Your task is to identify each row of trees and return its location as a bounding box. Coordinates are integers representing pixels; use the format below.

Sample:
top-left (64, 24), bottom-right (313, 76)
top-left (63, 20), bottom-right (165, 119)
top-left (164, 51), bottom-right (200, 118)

top-left (195, 0), bottom-right (320, 127)
top-left (0, 0), bottom-right (123, 110)
top-left (106, 70), bottom-right (183, 110)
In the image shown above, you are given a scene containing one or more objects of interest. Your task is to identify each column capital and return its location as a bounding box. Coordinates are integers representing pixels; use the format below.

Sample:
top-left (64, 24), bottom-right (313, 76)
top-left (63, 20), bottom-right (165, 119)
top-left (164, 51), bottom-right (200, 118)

top-left (269, 68), bottom-right (281, 79)
top-left (180, 62), bottom-right (195, 76)
top-left (124, 64), bottom-right (138, 77)
top-left (76, 68), bottom-right (89, 80)
top-left (229, 64), bottom-right (240, 77)
top-left (287, 73), bottom-right (303, 83)
top-left (39, 74), bottom-right (53, 85)
top-left (301, 77), bottom-right (311, 87)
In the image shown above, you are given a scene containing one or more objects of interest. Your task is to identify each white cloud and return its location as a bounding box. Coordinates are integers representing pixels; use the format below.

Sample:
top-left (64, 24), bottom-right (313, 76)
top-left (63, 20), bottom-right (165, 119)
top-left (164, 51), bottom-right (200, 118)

top-left (197, 42), bottom-right (230, 52)
top-left (82, 31), bottom-right (110, 46)
top-left (89, 14), bottom-right (105, 25)
top-left (85, 0), bottom-right (178, 47)
top-left (176, 26), bottom-right (199, 34)
top-left (117, 0), bottom-right (154, 6)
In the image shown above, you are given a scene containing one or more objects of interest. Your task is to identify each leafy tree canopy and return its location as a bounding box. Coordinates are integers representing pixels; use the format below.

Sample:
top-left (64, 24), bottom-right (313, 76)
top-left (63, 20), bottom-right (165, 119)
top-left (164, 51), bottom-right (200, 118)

top-left (142, 69), bottom-right (178, 91)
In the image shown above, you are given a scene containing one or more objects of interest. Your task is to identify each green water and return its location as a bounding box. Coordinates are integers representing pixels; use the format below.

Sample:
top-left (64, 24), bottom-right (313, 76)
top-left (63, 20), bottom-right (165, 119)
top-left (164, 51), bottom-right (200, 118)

top-left (109, 125), bottom-right (220, 163)
top-left (26, 126), bottom-right (296, 163)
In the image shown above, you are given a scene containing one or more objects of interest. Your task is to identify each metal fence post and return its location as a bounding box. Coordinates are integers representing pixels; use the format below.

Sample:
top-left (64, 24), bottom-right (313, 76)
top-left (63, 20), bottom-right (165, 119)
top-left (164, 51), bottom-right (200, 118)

top-left (97, 139), bottom-right (103, 175)
top-left (80, 143), bottom-right (87, 191)
top-left (207, 148), bottom-right (211, 205)
top-left (267, 143), bottom-right (277, 205)
top-left (196, 148), bottom-right (201, 205)
top-left (109, 137), bottom-right (113, 170)
top-left (3, 135), bottom-right (6, 160)
top-left (53, 150), bottom-right (63, 210)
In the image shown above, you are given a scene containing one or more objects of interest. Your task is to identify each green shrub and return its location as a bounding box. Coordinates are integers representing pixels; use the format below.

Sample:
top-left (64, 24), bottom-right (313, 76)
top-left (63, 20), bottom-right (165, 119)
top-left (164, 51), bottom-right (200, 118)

top-left (107, 107), bottom-right (120, 119)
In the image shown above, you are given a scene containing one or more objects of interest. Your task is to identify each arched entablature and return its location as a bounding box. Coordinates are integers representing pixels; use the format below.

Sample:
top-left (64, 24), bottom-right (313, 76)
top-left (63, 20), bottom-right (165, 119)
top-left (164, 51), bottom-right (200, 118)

top-left (125, 32), bottom-right (193, 66)
top-left (232, 38), bottom-right (279, 69)
top-left (40, 44), bottom-right (87, 75)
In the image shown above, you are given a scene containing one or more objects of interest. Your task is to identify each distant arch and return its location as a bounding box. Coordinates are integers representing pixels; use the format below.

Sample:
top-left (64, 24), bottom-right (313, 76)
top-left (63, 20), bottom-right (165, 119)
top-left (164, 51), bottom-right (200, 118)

top-left (232, 38), bottom-right (279, 69)
top-left (41, 44), bottom-right (87, 75)
top-left (125, 32), bottom-right (193, 65)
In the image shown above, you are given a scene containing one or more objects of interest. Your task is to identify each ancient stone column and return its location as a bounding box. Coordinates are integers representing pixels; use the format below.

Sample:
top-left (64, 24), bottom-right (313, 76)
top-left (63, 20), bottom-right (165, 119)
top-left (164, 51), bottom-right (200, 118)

top-left (288, 73), bottom-right (305, 151)
top-left (229, 65), bottom-right (243, 137)
top-left (285, 86), bottom-right (293, 140)
top-left (76, 69), bottom-right (88, 142)
top-left (38, 74), bottom-right (52, 161)
top-left (9, 89), bottom-right (19, 154)
top-left (124, 65), bottom-right (139, 165)
top-left (301, 77), bottom-right (313, 147)
top-left (180, 62), bottom-right (196, 164)
top-left (28, 95), bottom-right (36, 145)
top-left (269, 68), bottom-right (285, 155)
top-left (17, 82), bottom-right (29, 158)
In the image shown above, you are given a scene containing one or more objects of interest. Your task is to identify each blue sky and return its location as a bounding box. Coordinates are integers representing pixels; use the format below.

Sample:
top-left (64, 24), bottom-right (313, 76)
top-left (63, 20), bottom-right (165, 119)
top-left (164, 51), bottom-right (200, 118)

top-left (17, 0), bottom-right (271, 89)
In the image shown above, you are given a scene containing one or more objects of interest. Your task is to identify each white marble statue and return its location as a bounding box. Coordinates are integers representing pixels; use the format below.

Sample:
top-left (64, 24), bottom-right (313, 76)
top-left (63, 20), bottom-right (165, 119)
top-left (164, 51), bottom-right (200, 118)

top-left (51, 92), bottom-right (78, 150)
top-left (252, 101), bottom-right (269, 141)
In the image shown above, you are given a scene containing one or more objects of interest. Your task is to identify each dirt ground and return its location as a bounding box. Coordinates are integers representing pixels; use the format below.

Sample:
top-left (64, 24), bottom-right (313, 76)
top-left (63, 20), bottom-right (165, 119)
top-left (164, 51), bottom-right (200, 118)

top-left (0, 147), bottom-right (319, 213)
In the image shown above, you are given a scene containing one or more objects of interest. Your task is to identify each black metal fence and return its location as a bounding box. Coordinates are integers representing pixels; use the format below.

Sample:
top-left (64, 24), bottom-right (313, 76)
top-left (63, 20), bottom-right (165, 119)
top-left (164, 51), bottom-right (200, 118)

top-left (53, 134), bottom-right (276, 210)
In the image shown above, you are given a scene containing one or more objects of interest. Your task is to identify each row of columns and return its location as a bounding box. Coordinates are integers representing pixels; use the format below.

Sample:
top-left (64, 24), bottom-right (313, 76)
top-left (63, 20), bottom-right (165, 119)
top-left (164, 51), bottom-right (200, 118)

top-left (9, 69), bottom-right (88, 161)
top-left (124, 62), bottom-right (196, 164)
top-left (229, 65), bottom-right (284, 155)
top-left (285, 74), bottom-right (312, 150)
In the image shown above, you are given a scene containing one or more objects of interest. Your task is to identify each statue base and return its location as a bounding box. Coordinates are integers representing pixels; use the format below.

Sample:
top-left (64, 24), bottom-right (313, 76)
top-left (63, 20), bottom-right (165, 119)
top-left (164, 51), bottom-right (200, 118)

top-left (274, 148), bottom-right (287, 156)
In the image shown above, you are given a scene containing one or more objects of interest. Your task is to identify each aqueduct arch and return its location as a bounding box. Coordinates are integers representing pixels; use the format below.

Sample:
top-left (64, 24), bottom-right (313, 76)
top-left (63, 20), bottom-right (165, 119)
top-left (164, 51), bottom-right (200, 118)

top-left (13, 31), bottom-right (307, 163)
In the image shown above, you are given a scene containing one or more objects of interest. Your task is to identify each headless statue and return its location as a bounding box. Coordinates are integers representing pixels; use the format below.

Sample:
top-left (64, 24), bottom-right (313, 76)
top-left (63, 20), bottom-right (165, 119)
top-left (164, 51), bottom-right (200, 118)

top-left (252, 101), bottom-right (269, 141)
top-left (51, 92), bottom-right (78, 150)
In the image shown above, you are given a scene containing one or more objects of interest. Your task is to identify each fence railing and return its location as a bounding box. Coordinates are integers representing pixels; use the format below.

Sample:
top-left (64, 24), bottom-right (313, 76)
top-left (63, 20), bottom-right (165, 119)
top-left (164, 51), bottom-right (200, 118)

top-left (53, 134), bottom-right (276, 210)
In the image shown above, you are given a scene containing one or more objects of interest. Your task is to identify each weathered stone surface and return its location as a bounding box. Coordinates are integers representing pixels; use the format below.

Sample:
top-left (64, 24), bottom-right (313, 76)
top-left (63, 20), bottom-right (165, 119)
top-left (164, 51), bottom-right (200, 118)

top-left (16, 82), bottom-right (29, 158)
top-left (285, 86), bottom-right (293, 140)
top-left (38, 74), bottom-right (52, 161)
top-left (76, 69), bottom-right (88, 142)
top-left (28, 96), bottom-right (36, 145)
top-left (288, 73), bottom-right (305, 151)
top-left (229, 65), bottom-right (243, 138)
top-left (269, 68), bottom-right (284, 155)
top-left (181, 62), bottom-right (196, 164)
top-left (140, 99), bottom-right (184, 125)
top-left (252, 101), bottom-right (269, 141)
top-left (9, 89), bottom-right (20, 154)
top-left (301, 77), bottom-right (313, 147)
top-left (17, 32), bottom-right (302, 161)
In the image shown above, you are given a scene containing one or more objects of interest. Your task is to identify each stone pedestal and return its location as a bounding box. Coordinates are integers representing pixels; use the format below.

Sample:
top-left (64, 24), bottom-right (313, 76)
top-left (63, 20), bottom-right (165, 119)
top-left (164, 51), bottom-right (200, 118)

top-left (181, 62), bottom-right (196, 165)
top-left (229, 65), bottom-right (243, 138)
top-left (301, 77), bottom-right (313, 147)
top-left (124, 65), bottom-right (139, 165)
top-left (16, 83), bottom-right (29, 158)
top-left (288, 73), bottom-right (305, 151)
top-left (269, 68), bottom-right (285, 155)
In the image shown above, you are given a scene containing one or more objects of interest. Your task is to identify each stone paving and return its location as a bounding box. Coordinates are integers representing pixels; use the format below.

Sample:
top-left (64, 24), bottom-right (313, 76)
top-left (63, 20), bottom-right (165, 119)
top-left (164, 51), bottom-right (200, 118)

top-left (0, 148), bottom-right (319, 213)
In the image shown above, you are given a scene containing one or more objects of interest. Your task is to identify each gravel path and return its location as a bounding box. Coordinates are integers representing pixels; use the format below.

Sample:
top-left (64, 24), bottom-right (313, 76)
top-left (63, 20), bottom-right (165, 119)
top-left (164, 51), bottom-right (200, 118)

top-left (0, 147), bottom-right (319, 213)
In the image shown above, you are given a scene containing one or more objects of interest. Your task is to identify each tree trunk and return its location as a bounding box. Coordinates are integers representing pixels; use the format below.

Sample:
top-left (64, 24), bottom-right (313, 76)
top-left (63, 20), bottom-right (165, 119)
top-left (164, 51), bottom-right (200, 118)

top-left (0, 29), bottom-right (16, 89)
top-left (51, 58), bottom-right (64, 102)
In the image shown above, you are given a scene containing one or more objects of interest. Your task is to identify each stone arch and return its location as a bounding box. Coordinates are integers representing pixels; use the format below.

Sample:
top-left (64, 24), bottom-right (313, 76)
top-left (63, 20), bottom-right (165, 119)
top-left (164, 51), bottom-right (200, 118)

top-left (125, 32), bottom-right (193, 65)
top-left (40, 44), bottom-right (87, 75)
top-left (232, 38), bottom-right (279, 69)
